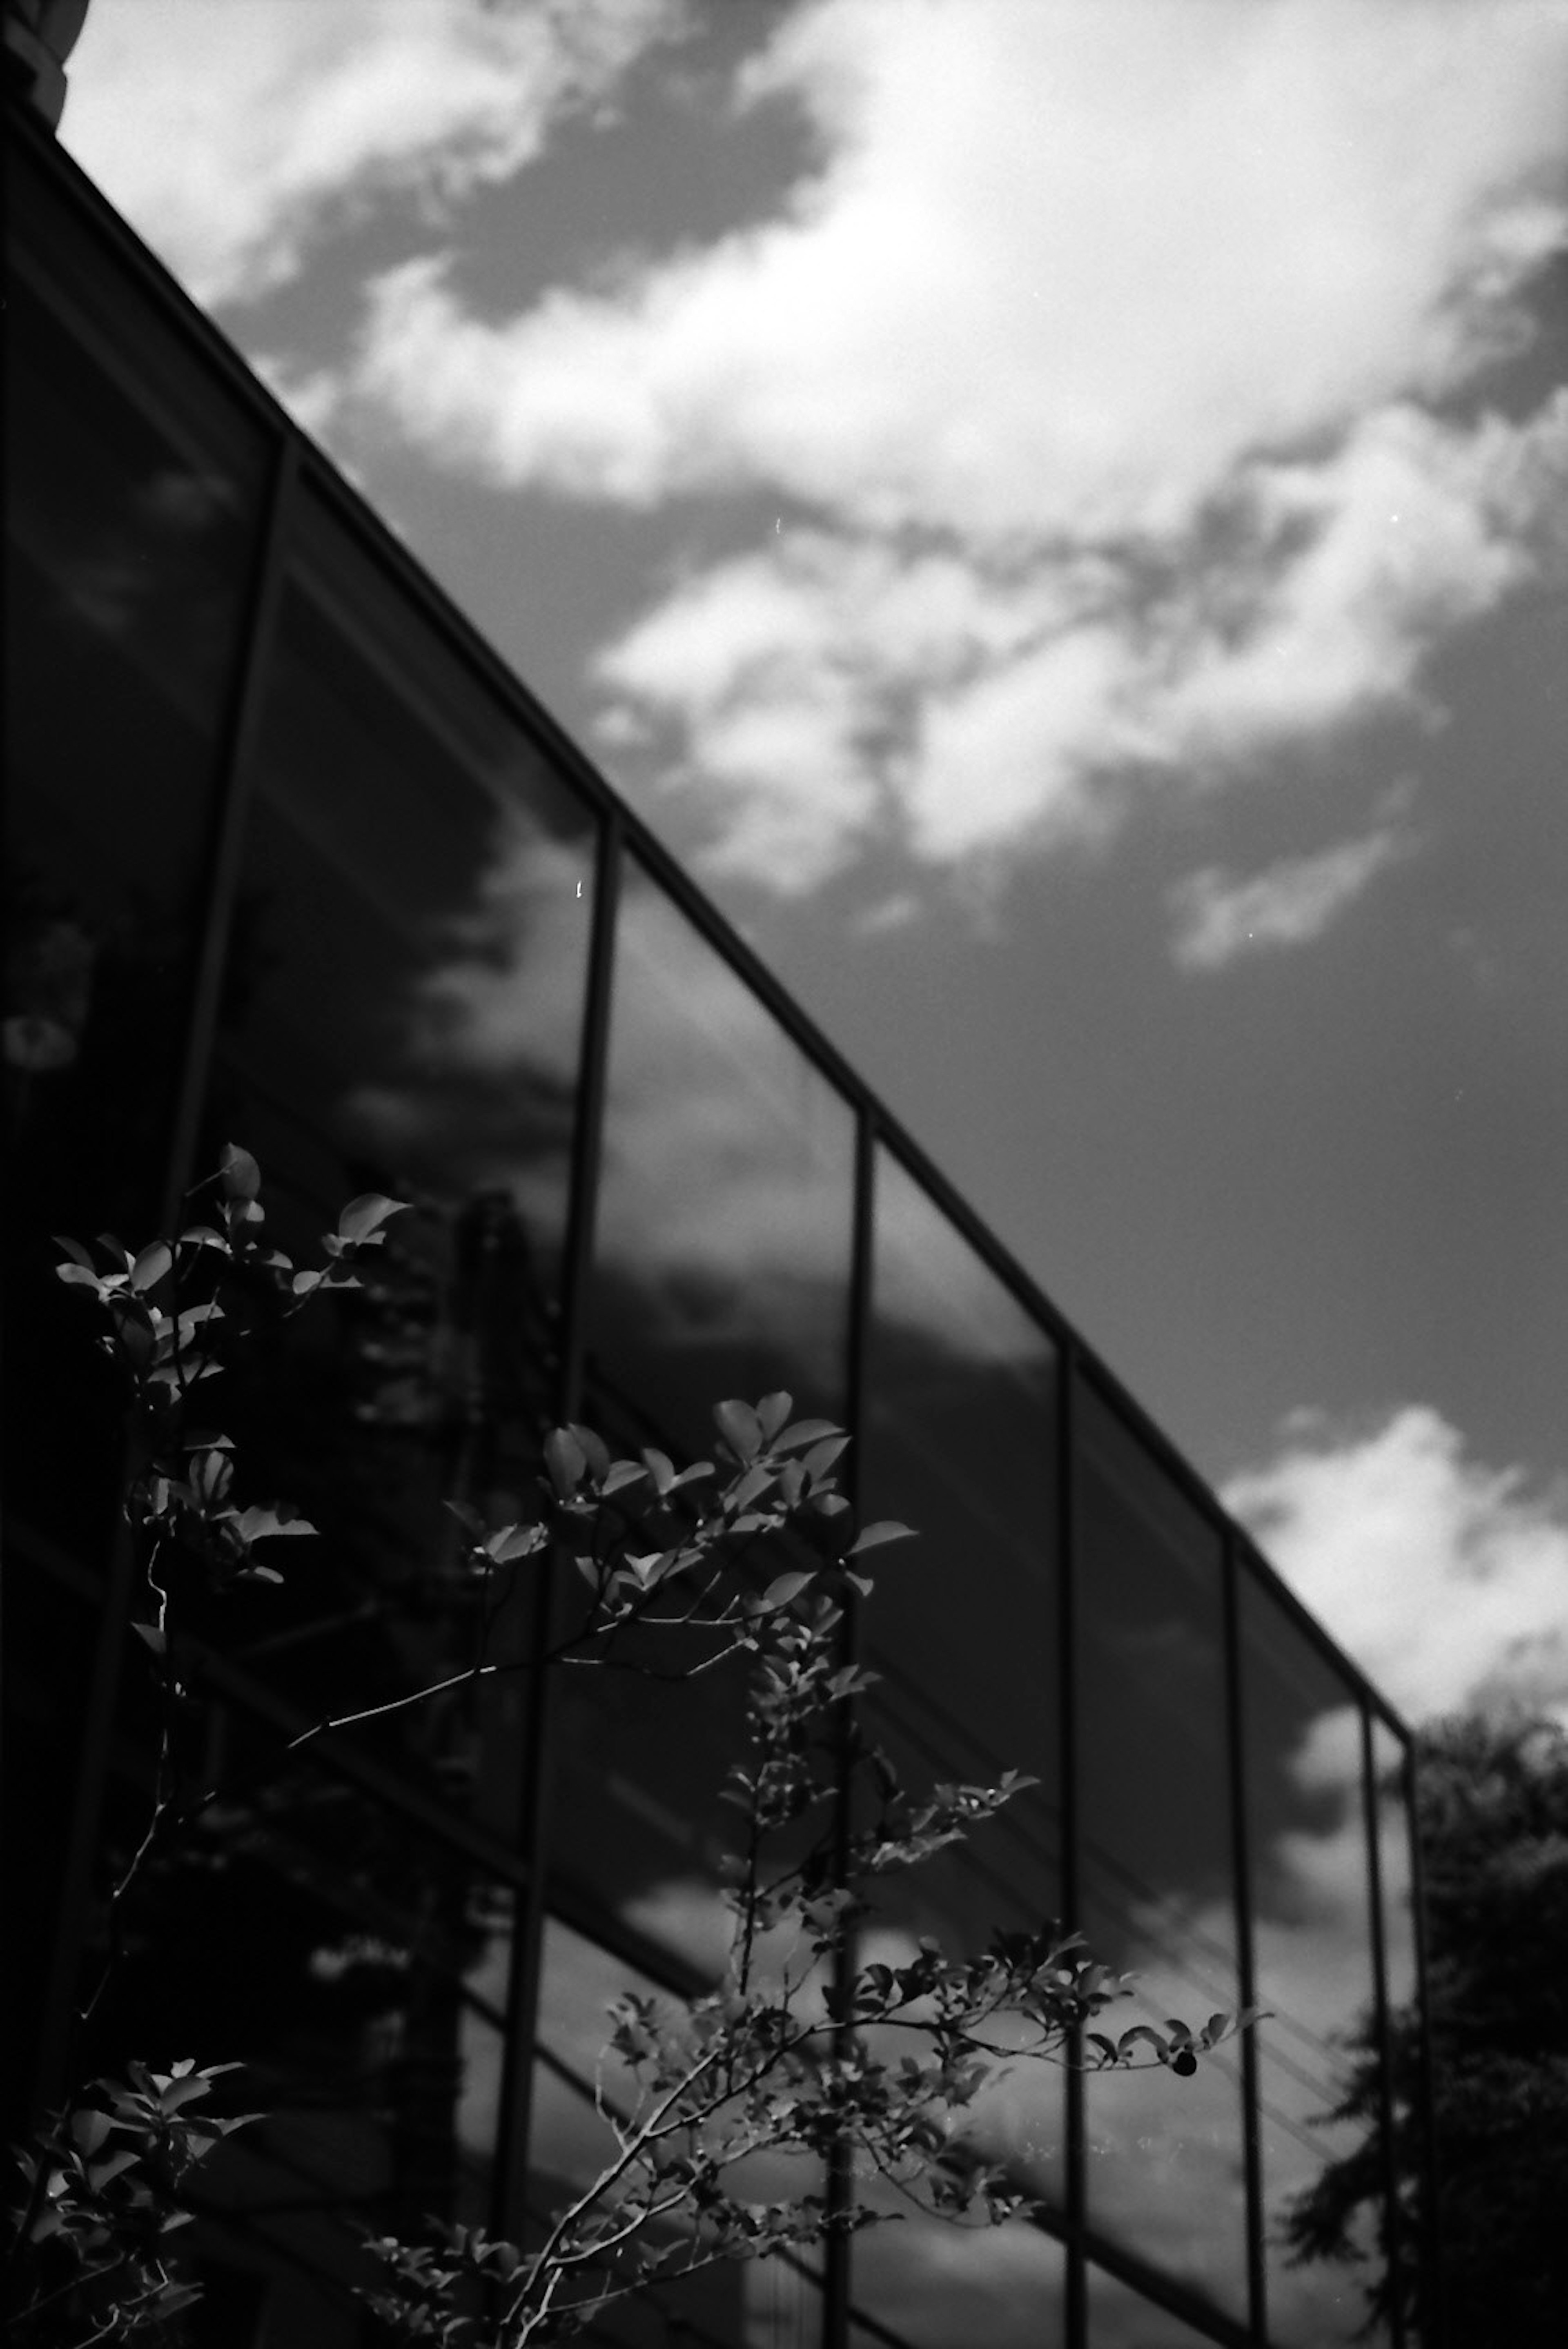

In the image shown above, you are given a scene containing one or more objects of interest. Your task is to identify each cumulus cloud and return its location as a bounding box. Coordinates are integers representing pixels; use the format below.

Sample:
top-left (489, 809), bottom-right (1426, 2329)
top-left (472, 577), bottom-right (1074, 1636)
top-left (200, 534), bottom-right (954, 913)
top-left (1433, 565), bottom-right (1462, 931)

top-left (64, 0), bottom-right (683, 307)
top-left (1224, 1405), bottom-right (1568, 1727)
top-left (334, 0), bottom-right (1568, 893)
top-left (1169, 807), bottom-right (1414, 971)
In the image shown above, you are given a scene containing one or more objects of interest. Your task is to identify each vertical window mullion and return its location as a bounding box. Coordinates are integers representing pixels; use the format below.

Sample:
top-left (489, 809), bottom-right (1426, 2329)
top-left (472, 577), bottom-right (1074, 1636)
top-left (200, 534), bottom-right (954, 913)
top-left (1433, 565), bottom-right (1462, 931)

top-left (1058, 1344), bottom-right (1085, 2349)
top-left (1223, 1533), bottom-right (1266, 2341)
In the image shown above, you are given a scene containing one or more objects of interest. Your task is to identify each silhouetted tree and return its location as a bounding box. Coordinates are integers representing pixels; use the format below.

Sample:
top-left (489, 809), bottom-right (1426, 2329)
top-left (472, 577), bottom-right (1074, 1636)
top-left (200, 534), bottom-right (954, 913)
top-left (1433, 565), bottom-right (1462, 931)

top-left (1286, 1711), bottom-right (1568, 2345)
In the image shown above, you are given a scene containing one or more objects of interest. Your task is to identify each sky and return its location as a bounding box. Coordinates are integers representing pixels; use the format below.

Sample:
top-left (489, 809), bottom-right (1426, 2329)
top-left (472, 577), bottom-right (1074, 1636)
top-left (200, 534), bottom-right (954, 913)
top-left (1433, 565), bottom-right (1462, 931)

top-left (60, 0), bottom-right (1568, 1738)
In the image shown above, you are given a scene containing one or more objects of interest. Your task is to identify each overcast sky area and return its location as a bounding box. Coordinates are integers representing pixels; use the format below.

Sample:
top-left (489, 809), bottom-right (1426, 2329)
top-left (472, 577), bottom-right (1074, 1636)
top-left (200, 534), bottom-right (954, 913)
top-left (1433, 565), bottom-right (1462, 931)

top-left (63, 0), bottom-right (1568, 1735)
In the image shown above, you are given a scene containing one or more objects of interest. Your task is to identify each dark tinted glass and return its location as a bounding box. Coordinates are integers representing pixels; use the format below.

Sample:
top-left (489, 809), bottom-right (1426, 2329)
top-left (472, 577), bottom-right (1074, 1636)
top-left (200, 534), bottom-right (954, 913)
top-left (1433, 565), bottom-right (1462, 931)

top-left (4, 165), bottom-right (266, 1526)
top-left (849, 1148), bottom-right (1065, 2331)
top-left (527, 1916), bottom-right (822, 2347)
top-left (1086, 2260), bottom-right (1226, 2345)
top-left (1074, 1380), bottom-right (1246, 2324)
top-left (193, 479), bottom-right (597, 1819)
top-left (1237, 1574), bottom-right (1386, 2344)
top-left (584, 860), bottom-right (855, 1456)
top-left (559, 865), bottom-right (855, 1974)
top-left (97, 1734), bottom-right (512, 2344)
top-left (850, 2221), bottom-right (1066, 2349)
top-left (3, 144), bottom-right (268, 2133)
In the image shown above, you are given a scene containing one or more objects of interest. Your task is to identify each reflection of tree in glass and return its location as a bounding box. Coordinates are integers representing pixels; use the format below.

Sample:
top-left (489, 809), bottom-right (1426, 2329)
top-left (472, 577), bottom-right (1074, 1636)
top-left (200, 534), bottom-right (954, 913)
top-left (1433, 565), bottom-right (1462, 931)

top-left (1285, 1713), bottom-right (1568, 2346)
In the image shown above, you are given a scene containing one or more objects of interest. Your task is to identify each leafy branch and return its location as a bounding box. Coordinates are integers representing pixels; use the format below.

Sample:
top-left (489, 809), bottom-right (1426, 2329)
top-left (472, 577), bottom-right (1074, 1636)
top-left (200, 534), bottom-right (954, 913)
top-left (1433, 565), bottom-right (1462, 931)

top-left (8, 1155), bottom-right (1260, 2346)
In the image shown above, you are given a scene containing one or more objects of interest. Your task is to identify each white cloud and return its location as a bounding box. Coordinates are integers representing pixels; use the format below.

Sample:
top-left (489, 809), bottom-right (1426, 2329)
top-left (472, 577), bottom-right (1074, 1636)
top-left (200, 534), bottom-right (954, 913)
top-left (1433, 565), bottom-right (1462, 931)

top-left (1224, 1405), bottom-right (1568, 1727)
top-left (1169, 810), bottom-right (1414, 971)
top-left (63, 0), bottom-right (684, 307)
top-left (350, 0), bottom-right (1568, 534)
top-left (67, 0), bottom-right (1568, 894)
top-left (336, 0), bottom-right (1568, 892)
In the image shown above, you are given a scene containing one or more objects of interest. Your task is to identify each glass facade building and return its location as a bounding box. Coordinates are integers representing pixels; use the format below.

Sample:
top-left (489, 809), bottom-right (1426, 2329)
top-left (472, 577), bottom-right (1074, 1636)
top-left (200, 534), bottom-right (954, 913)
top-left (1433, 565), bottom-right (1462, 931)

top-left (4, 104), bottom-right (1437, 2349)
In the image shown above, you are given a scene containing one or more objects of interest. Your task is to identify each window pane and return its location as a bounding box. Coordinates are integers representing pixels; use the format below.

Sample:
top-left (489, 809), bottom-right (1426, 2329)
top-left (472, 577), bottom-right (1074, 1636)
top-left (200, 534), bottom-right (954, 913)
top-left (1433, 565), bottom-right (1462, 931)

top-left (4, 174), bottom-right (267, 1536)
top-left (559, 864), bottom-right (856, 1976)
top-left (1237, 1576), bottom-right (1388, 2345)
top-left (586, 860), bottom-right (855, 1455)
top-left (1086, 2260), bottom-right (1226, 2345)
top-left (528, 1916), bottom-right (823, 2347)
top-left (193, 479), bottom-right (597, 1820)
top-left (849, 1149), bottom-right (1065, 2334)
top-left (98, 1740), bottom-right (511, 2341)
top-left (1075, 1380), bottom-right (1246, 2325)
top-left (851, 2221), bottom-right (1065, 2349)
top-left (3, 149), bottom-right (269, 2134)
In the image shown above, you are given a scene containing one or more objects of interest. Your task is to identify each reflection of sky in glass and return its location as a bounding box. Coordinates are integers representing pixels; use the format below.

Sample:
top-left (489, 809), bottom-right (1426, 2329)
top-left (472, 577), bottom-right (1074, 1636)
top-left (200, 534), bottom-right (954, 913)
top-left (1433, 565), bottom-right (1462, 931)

top-left (853, 1144), bottom-right (1066, 2329)
top-left (851, 2215), bottom-right (1065, 2349)
top-left (528, 1915), bottom-right (820, 2349)
top-left (242, 481), bottom-right (597, 1278)
top-left (1076, 1378), bottom-right (1247, 2325)
top-left (587, 859), bottom-right (855, 1451)
top-left (1086, 2258), bottom-right (1223, 2346)
top-left (1239, 1578), bottom-right (1388, 2346)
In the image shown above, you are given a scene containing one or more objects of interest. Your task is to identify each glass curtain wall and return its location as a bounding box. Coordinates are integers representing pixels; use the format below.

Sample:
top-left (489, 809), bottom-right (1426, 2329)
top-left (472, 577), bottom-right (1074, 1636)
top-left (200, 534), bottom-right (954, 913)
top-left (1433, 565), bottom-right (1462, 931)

top-left (1236, 1570), bottom-right (1389, 2347)
top-left (2, 130), bottom-right (271, 2144)
top-left (4, 114), bottom-right (1434, 2349)
top-left (532, 860), bottom-right (858, 2347)
top-left (847, 1145), bottom-right (1067, 2348)
top-left (1074, 1376), bottom-right (1250, 2331)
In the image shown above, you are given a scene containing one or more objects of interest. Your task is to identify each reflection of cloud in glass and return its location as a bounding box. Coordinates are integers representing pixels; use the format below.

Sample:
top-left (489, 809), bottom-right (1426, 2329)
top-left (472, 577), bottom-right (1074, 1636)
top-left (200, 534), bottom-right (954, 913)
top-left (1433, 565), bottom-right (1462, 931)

top-left (1247, 1706), bottom-right (1387, 2342)
top-left (345, 822), bottom-right (590, 1254)
top-left (590, 872), bottom-right (854, 1380)
top-left (873, 1148), bottom-right (1051, 1369)
top-left (852, 2211), bottom-right (1064, 2349)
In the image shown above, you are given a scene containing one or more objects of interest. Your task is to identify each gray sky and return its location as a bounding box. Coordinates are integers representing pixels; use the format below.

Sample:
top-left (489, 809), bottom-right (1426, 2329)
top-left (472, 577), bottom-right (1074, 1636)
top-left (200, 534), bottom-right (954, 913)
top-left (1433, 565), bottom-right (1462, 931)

top-left (64, 0), bottom-right (1568, 1731)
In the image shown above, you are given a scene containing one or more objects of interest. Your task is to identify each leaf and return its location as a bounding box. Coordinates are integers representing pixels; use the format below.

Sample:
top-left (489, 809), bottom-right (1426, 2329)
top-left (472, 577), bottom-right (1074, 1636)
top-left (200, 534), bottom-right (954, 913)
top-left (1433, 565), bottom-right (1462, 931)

top-left (760, 1570), bottom-right (815, 1612)
top-left (641, 1445), bottom-right (676, 1495)
top-left (714, 1398), bottom-right (763, 1463)
top-left (130, 1622), bottom-right (167, 1659)
top-left (755, 1391), bottom-right (794, 1442)
top-left (485, 1524), bottom-right (542, 1564)
top-left (233, 1505), bottom-right (316, 1542)
top-left (86, 2149), bottom-right (141, 2191)
top-left (544, 1427), bottom-right (586, 1498)
top-left (774, 1418), bottom-right (842, 1452)
top-left (848, 1520), bottom-right (916, 1556)
top-left (801, 1433), bottom-right (851, 1483)
top-left (568, 1423), bottom-right (610, 1484)
top-left (190, 1449), bottom-right (234, 1505)
top-left (129, 1240), bottom-right (172, 1294)
top-left (71, 2109), bottom-right (111, 2156)
top-left (219, 1143), bottom-right (261, 1200)
top-left (53, 1235), bottom-right (95, 1271)
top-left (156, 2073), bottom-right (213, 2113)
top-left (601, 1458), bottom-right (648, 1496)
top-left (175, 1223), bottom-right (227, 1252)
top-left (54, 1262), bottom-right (104, 1290)
top-left (291, 1269), bottom-right (324, 1298)
top-left (729, 1461), bottom-right (777, 1514)
top-left (336, 1191), bottom-right (406, 1246)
